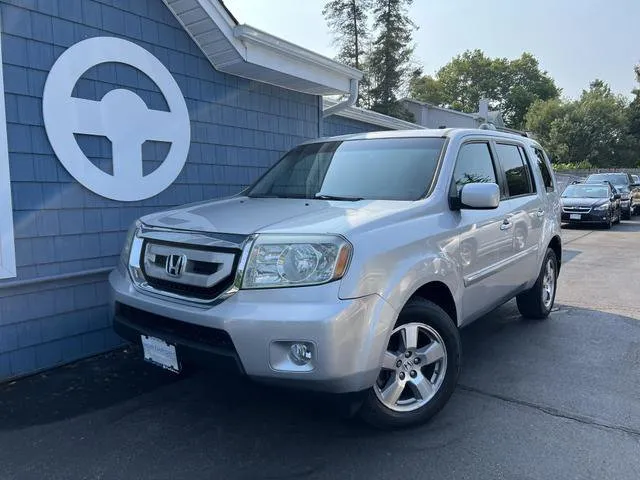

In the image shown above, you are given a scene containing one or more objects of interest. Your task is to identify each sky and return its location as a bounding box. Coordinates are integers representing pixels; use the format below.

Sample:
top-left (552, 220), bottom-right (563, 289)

top-left (224, 0), bottom-right (640, 100)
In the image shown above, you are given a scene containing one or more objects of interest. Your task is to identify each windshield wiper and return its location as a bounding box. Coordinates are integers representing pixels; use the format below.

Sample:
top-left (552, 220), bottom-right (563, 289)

top-left (314, 194), bottom-right (365, 201)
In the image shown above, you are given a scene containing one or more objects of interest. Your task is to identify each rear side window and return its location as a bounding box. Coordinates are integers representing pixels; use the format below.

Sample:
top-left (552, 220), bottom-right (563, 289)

top-left (533, 147), bottom-right (554, 192)
top-left (451, 142), bottom-right (496, 195)
top-left (495, 143), bottom-right (534, 197)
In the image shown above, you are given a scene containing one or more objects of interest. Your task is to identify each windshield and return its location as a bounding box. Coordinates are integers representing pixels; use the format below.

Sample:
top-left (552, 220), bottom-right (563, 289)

top-left (562, 184), bottom-right (609, 198)
top-left (586, 173), bottom-right (628, 186)
top-left (247, 138), bottom-right (446, 201)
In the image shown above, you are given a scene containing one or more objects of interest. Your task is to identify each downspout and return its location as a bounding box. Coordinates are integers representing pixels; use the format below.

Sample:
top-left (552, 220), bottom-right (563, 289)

top-left (322, 79), bottom-right (359, 117)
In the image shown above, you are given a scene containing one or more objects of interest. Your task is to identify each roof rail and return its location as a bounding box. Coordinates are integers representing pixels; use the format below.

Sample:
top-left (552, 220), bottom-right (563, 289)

top-left (493, 125), bottom-right (530, 138)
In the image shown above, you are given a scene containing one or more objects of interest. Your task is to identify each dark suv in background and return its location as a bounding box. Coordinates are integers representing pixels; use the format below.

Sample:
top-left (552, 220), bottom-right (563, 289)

top-left (584, 173), bottom-right (640, 219)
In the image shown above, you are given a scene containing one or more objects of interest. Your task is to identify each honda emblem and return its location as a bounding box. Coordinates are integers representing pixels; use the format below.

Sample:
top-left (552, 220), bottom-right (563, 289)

top-left (165, 254), bottom-right (187, 277)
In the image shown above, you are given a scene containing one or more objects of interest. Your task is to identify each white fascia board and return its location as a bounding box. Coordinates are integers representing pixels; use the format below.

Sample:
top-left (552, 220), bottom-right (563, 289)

top-left (234, 25), bottom-right (362, 93)
top-left (324, 100), bottom-right (425, 130)
top-left (402, 98), bottom-right (480, 120)
top-left (165, 0), bottom-right (362, 95)
top-left (0, 16), bottom-right (17, 279)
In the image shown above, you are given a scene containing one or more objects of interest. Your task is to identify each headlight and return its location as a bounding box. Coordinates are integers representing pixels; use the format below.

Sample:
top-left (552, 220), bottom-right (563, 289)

top-left (242, 235), bottom-right (352, 289)
top-left (594, 204), bottom-right (609, 211)
top-left (119, 220), bottom-right (141, 269)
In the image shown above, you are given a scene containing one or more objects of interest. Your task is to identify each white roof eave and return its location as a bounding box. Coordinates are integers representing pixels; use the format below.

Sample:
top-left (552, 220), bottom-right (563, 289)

top-left (164, 0), bottom-right (362, 95)
top-left (323, 99), bottom-right (425, 131)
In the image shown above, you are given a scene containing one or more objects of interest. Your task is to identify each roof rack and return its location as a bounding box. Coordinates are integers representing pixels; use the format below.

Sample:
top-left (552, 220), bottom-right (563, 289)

top-left (478, 123), bottom-right (531, 138)
top-left (494, 126), bottom-right (529, 138)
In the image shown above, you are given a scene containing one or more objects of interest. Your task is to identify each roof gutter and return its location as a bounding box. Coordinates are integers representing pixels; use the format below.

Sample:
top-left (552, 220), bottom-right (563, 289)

top-left (322, 79), bottom-right (359, 117)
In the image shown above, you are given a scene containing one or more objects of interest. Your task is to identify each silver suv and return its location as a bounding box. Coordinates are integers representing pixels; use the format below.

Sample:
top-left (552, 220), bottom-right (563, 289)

top-left (110, 128), bottom-right (562, 428)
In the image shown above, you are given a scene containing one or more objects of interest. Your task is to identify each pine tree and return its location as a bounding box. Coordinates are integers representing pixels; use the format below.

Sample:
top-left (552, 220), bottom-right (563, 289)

top-left (322, 0), bottom-right (372, 106)
top-left (368, 0), bottom-right (416, 120)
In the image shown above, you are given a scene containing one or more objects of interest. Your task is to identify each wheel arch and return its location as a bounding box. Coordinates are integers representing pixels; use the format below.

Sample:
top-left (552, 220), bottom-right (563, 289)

top-left (548, 235), bottom-right (562, 272)
top-left (408, 281), bottom-right (458, 327)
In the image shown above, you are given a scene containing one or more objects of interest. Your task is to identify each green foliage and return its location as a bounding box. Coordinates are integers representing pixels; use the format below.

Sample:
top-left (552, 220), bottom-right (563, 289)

top-left (367, 0), bottom-right (416, 121)
top-left (322, 0), bottom-right (372, 106)
top-left (409, 50), bottom-right (560, 129)
top-left (551, 161), bottom-right (594, 171)
top-left (628, 64), bottom-right (640, 139)
top-left (525, 79), bottom-right (637, 168)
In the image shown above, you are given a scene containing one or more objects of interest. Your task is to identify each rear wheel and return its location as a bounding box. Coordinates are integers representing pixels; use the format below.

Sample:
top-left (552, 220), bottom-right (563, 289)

top-left (516, 248), bottom-right (558, 320)
top-left (358, 299), bottom-right (461, 429)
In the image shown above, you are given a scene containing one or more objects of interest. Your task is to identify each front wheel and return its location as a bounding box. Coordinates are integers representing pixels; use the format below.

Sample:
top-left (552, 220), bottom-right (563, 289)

top-left (516, 248), bottom-right (558, 319)
top-left (358, 299), bottom-right (461, 429)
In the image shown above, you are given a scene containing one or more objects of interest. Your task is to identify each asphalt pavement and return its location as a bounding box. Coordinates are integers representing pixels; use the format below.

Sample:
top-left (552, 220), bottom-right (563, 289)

top-left (1, 220), bottom-right (639, 480)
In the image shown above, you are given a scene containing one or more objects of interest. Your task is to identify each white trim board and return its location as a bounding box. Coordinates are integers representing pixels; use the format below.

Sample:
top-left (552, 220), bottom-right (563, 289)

top-left (0, 15), bottom-right (17, 280)
top-left (163, 0), bottom-right (362, 95)
top-left (323, 99), bottom-right (425, 131)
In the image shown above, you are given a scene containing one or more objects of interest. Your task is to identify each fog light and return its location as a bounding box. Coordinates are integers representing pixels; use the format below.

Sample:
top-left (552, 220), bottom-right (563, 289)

top-left (289, 343), bottom-right (313, 365)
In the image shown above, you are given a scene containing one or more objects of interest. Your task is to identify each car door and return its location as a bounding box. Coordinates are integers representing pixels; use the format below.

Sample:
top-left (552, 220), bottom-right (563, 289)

top-left (450, 140), bottom-right (515, 322)
top-left (490, 141), bottom-right (544, 298)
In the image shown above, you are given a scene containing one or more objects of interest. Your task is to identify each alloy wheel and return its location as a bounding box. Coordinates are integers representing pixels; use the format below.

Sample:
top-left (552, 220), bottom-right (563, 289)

top-left (374, 323), bottom-right (447, 412)
top-left (541, 258), bottom-right (556, 309)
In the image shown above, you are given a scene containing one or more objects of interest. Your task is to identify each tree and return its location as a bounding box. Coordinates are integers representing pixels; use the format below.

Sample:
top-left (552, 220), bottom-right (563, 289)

top-left (368, 0), bottom-right (416, 120)
top-left (504, 53), bottom-right (560, 129)
top-left (409, 50), bottom-right (560, 129)
top-left (525, 80), bottom-right (634, 167)
top-left (322, 0), bottom-right (372, 106)
top-left (628, 64), bottom-right (640, 139)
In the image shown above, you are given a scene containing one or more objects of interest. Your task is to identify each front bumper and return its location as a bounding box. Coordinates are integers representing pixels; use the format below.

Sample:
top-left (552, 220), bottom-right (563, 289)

top-left (561, 210), bottom-right (610, 224)
top-left (109, 269), bottom-right (397, 393)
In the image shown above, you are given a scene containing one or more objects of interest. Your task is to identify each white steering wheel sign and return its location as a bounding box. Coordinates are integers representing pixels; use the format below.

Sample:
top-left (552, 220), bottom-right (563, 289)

top-left (43, 37), bottom-right (191, 201)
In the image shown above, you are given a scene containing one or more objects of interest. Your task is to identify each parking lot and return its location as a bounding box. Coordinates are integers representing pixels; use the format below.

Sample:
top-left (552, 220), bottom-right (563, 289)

top-left (1, 220), bottom-right (639, 480)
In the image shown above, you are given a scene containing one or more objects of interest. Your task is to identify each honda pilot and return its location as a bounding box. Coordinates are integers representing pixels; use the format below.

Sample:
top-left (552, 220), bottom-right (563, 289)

top-left (109, 128), bottom-right (562, 428)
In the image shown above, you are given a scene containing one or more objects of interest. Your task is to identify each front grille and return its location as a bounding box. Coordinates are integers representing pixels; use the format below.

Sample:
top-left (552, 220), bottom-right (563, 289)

top-left (116, 303), bottom-right (235, 352)
top-left (563, 206), bottom-right (591, 213)
top-left (140, 240), bottom-right (240, 300)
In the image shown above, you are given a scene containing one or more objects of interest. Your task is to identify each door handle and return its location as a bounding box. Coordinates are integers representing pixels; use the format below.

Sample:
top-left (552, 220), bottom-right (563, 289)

top-left (536, 209), bottom-right (545, 218)
top-left (500, 219), bottom-right (512, 230)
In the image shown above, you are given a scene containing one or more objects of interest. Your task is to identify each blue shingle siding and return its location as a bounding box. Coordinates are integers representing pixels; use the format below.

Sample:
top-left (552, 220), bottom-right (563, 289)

top-left (323, 115), bottom-right (390, 137)
top-left (0, 0), bottom-right (320, 381)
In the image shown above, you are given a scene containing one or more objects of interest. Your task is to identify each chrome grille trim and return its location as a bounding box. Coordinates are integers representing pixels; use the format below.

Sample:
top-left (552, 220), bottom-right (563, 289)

top-left (127, 226), bottom-right (256, 306)
top-left (562, 206), bottom-right (591, 213)
top-left (143, 243), bottom-right (235, 288)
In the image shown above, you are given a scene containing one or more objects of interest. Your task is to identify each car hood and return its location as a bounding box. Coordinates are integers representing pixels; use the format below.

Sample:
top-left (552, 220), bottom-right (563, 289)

top-left (140, 196), bottom-right (411, 235)
top-left (561, 197), bottom-right (608, 207)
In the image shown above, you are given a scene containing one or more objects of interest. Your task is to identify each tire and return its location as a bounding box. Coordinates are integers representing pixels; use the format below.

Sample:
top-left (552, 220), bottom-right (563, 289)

top-left (605, 215), bottom-right (612, 229)
top-left (623, 209), bottom-right (631, 220)
top-left (516, 248), bottom-right (558, 320)
top-left (358, 298), bottom-right (461, 429)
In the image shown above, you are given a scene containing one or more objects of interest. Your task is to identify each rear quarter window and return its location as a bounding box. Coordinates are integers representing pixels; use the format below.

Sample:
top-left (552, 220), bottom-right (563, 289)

top-left (495, 143), bottom-right (534, 197)
top-left (533, 147), bottom-right (554, 192)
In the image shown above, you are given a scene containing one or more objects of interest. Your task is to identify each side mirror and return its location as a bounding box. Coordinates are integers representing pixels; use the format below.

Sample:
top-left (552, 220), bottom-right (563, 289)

top-left (460, 183), bottom-right (500, 209)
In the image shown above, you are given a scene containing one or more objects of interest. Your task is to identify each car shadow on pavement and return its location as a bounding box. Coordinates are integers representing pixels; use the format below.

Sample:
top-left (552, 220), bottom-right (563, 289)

top-left (1, 300), bottom-right (639, 476)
